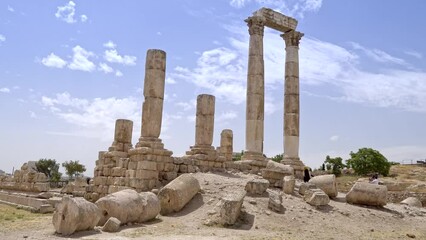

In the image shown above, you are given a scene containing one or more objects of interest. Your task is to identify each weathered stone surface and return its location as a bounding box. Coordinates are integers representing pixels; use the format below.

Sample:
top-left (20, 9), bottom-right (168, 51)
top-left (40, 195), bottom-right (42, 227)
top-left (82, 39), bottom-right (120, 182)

top-left (309, 174), bottom-right (338, 198)
top-left (158, 174), bottom-right (201, 215)
top-left (52, 196), bottom-right (101, 236)
top-left (102, 217), bottom-right (121, 232)
top-left (219, 129), bottom-right (233, 161)
top-left (252, 7), bottom-right (297, 32)
top-left (139, 192), bottom-right (161, 222)
top-left (268, 191), bottom-right (284, 213)
top-left (401, 197), bottom-right (422, 208)
top-left (299, 182), bottom-right (316, 195)
top-left (283, 175), bottom-right (295, 194)
top-left (216, 190), bottom-right (246, 225)
top-left (95, 189), bottom-right (146, 226)
top-left (245, 178), bottom-right (269, 195)
top-left (195, 94), bottom-right (215, 147)
top-left (346, 182), bottom-right (387, 206)
top-left (303, 189), bottom-right (330, 206)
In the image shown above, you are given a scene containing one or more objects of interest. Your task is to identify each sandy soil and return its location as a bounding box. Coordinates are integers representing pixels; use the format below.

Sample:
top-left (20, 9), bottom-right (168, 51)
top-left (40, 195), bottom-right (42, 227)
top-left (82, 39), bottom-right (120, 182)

top-left (1, 171), bottom-right (426, 240)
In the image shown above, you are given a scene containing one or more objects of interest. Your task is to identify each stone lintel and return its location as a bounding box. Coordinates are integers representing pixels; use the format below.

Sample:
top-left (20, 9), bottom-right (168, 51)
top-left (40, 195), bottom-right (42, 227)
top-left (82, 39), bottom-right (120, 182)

top-left (252, 7), bottom-right (297, 33)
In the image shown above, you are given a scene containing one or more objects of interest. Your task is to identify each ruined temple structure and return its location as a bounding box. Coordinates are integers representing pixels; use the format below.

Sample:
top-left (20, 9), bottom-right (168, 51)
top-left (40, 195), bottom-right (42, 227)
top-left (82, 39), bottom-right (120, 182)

top-left (0, 161), bottom-right (49, 192)
top-left (88, 7), bottom-right (305, 198)
top-left (243, 8), bottom-right (305, 177)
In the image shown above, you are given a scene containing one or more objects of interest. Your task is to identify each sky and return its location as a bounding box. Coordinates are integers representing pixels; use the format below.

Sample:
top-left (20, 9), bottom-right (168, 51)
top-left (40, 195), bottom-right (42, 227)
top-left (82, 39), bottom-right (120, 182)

top-left (1, 0), bottom-right (426, 176)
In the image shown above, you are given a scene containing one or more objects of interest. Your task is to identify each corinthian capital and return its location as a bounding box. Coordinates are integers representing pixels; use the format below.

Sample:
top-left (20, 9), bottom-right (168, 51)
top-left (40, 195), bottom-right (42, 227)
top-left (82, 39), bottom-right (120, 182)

top-left (245, 16), bottom-right (265, 36)
top-left (282, 30), bottom-right (304, 47)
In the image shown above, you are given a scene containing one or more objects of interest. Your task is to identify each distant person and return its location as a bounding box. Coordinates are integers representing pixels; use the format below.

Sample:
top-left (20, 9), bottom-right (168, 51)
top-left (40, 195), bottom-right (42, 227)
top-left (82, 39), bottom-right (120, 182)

top-left (370, 173), bottom-right (379, 184)
top-left (304, 168), bottom-right (311, 182)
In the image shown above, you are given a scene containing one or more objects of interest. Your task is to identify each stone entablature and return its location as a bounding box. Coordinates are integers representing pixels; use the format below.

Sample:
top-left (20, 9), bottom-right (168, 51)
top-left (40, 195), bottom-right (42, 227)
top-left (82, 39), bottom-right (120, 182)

top-left (252, 7), bottom-right (298, 32)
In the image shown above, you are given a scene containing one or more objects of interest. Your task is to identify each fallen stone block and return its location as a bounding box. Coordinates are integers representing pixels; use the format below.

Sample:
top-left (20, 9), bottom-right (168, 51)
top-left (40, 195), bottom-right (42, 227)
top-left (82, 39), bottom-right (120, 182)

top-left (139, 192), bottom-right (161, 222)
top-left (346, 182), bottom-right (387, 206)
top-left (282, 176), bottom-right (295, 194)
top-left (158, 174), bottom-right (200, 215)
top-left (52, 196), bottom-right (101, 236)
top-left (401, 197), bottom-right (422, 208)
top-left (309, 174), bottom-right (337, 198)
top-left (268, 191), bottom-right (284, 213)
top-left (216, 190), bottom-right (246, 226)
top-left (298, 182), bottom-right (316, 195)
top-left (95, 189), bottom-right (147, 226)
top-left (102, 217), bottom-right (121, 232)
top-left (245, 178), bottom-right (269, 195)
top-left (303, 189), bottom-right (330, 206)
top-left (39, 204), bottom-right (54, 214)
top-left (37, 192), bottom-right (53, 199)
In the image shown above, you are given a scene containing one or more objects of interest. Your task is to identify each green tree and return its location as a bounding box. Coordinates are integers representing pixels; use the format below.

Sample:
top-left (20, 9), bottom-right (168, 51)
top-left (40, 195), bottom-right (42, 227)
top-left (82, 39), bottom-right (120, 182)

top-left (232, 151), bottom-right (244, 161)
top-left (35, 159), bottom-right (62, 182)
top-left (271, 154), bottom-right (283, 163)
top-left (346, 148), bottom-right (391, 176)
top-left (324, 155), bottom-right (345, 176)
top-left (62, 160), bottom-right (86, 179)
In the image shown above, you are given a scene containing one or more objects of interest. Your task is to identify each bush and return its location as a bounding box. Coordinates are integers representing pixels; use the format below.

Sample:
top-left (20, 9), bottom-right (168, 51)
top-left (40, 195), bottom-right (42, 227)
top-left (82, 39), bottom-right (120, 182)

top-left (346, 148), bottom-right (391, 176)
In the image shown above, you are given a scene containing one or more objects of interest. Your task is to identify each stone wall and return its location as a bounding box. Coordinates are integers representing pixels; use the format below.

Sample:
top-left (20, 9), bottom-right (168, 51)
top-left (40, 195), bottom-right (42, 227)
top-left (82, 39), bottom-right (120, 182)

top-left (0, 161), bottom-right (49, 192)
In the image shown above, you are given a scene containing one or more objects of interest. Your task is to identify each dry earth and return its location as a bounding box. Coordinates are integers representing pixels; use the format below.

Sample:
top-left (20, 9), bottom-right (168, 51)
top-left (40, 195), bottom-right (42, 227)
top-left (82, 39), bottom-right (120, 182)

top-left (1, 171), bottom-right (426, 240)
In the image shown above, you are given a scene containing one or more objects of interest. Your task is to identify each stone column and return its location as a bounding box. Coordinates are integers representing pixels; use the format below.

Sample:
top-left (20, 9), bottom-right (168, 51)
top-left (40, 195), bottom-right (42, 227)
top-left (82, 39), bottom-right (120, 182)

top-left (219, 129), bottom-right (233, 161)
top-left (110, 119), bottom-right (133, 152)
top-left (195, 94), bottom-right (215, 147)
top-left (243, 16), bottom-right (265, 161)
top-left (138, 49), bottom-right (166, 145)
top-left (281, 30), bottom-right (305, 176)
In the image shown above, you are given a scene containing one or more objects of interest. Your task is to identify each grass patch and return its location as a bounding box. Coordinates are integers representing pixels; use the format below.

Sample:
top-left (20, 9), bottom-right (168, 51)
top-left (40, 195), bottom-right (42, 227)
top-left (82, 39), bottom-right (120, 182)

top-left (0, 204), bottom-right (51, 232)
top-left (336, 175), bottom-right (359, 193)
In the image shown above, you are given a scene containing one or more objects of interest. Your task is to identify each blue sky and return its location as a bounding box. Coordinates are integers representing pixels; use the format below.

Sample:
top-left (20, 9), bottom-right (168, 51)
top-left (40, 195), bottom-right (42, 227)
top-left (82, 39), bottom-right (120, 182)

top-left (1, 0), bottom-right (426, 175)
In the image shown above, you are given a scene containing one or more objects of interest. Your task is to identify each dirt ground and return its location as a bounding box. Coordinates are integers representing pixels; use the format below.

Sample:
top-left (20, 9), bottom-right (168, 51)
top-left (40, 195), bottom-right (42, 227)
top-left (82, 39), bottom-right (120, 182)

top-left (1, 171), bottom-right (426, 240)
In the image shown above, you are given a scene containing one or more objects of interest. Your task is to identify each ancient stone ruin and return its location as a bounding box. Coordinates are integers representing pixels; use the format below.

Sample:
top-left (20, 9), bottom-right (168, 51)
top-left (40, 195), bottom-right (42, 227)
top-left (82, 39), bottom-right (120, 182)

top-left (0, 161), bottom-right (49, 192)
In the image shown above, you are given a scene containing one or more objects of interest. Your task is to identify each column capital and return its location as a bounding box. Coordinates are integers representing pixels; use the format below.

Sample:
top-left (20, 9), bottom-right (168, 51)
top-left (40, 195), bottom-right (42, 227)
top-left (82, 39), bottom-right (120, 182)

top-left (281, 30), bottom-right (304, 47)
top-left (245, 16), bottom-right (265, 36)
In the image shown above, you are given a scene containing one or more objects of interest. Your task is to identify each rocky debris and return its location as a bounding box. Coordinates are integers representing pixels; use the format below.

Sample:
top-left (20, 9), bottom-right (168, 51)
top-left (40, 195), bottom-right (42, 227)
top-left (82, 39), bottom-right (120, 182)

top-left (245, 178), bottom-right (269, 195)
top-left (37, 192), bottom-right (53, 199)
top-left (261, 161), bottom-right (294, 187)
top-left (268, 191), bottom-right (284, 213)
top-left (308, 174), bottom-right (337, 198)
top-left (298, 182), bottom-right (316, 195)
top-left (95, 189), bottom-right (147, 226)
top-left (102, 217), bottom-right (121, 232)
top-left (52, 196), bottom-right (101, 235)
top-left (283, 176), bottom-right (295, 194)
top-left (158, 174), bottom-right (200, 215)
top-left (139, 192), bottom-right (161, 222)
top-left (303, 189), bottom-right (330, 206)
top-left (346, 182), bottom-right (387, 206)
top-left (401, 197), bottom-right (422, 208)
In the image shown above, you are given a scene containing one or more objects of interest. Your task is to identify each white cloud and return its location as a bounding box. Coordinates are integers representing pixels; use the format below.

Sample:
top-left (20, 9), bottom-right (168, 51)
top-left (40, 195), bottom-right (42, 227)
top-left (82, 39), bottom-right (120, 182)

top-left (0, 88), bottom-right (10, 93)
top-left (104, 49), bottom-right (137, 66)
top-left (98, 63), bottom-right (114, 74)
top-left (80, 14), bottom-right (88, 22)
top-left (166, 77), bottom-right (177, 84)
top-left (176, 100), bottom-right (196, 111)
top-left (330, 135), bottom-right (339, 141)
top-left (0, 34), bottom-right (6, 44)
top-left (350, 42), bottom-right (408, 67)
top-left (115, 70), bottom-right (123, 77)
top-left (41, 92), bottom-right (141, 140)
top-left (55, 1), bottom-right (77, 24)
top-left (404, 50), bottom-right (422, 59)
top-left (7, 6), bottom-right (14, 12)
top-left (103, 41), bottom-right (117, 49)
top-left (41, 53), bottom-right (67, 68)
top-left (216, 111), bottom-right (238, 122)
top-left (68, 45), bottom-right (96, 72)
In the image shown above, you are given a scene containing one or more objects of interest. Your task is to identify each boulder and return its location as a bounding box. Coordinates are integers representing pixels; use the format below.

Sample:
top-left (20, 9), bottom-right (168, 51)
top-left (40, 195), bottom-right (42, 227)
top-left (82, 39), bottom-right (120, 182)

top-left (139, 192), bottom-right (161, 222)
top-left (282, 176), bottom-right (295, 194)
top-left (308, 174), bottom-right (337, 198)
top-left (303, 189), bottom-right (330, 206)
top-left (401, 197), bottom-right (422, 208)
top-left (346, 182), bottom-right (387, 206)
top-left (245, 178), bottom-right (269, 195)
top-left (102, 217), bottom-right (121, 232)
top-left (95, 189), bottom-right (146, 226)
top-left (52, 196), bottom-right (101, 235)
top-left (216, 190), bottom-right (246, 225)
top-left (298, 182), bottom-right (316, 195)
top-left (158, 174), bottom-right (200, 215)
top-left (268, 191), bottom-right (284, 213)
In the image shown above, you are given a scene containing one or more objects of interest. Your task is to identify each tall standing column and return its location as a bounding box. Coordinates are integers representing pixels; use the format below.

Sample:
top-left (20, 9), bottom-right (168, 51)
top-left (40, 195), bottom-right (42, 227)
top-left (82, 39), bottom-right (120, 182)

top-left (281, 30), bottom-right (304, 176)
top-left (243, 16), bottom-right (265, 161)
top-left (137, 49), bottom-right (166, 146)
top-left (195, 94), bottom-right (215, 147)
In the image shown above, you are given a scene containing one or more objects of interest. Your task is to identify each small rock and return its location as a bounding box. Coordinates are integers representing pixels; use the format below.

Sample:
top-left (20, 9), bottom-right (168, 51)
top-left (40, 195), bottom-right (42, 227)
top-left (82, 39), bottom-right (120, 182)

top-left (406, 233), bottom-right (416, 238)
top-left (249, 199), bottom-right (257, 205)
top-left (102, 217), bottom-right (121, 233)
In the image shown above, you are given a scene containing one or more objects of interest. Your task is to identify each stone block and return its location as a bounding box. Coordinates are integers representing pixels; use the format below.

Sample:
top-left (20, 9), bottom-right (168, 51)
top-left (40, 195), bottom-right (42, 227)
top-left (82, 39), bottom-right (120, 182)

top-left (303, 189), bottom-right (330, 206)
top-left (346, 182), bottom-right (387, 206)
top-left (299, 182), bottom-right (316, 195)
top-left (309, 174), bottom-right (338, 198)
top-left (137, 161), bottom-right (157, 171)
top-left (136, 170), bottom-right (158, 180)
top-left (245, 178), bottom-right (269, 195)
top-left (401, 197), bottom-right (422, 208)
top-left (268, 191), bottom-right (284, 213)
top-left (102, 217), bottom-right (121, 232)
top-left (216, 190), bottom-right (246, 226)
top-left (283, 175), bottom-right (295, 194)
